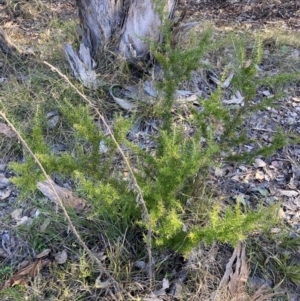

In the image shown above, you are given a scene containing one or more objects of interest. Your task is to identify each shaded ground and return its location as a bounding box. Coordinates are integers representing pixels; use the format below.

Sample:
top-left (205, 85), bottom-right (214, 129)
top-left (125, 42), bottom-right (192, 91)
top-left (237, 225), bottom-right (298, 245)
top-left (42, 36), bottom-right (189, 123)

top-left (178, 0), bottom-right (300, 29)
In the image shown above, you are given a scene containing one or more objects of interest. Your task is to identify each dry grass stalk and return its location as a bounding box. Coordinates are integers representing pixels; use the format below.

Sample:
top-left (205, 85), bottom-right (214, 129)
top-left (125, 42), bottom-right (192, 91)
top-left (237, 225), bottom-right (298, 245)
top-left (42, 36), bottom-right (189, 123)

top-left (42, 60), bottom-right (154, 285)
top-left (0, 112), bottom-right (120, 291)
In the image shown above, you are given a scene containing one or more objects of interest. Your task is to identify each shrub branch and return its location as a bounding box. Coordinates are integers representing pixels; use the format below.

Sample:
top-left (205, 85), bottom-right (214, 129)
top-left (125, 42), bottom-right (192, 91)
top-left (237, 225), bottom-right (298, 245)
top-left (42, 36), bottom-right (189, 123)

top-left (43, 61), bottom-right (154, 283)
top-left (0, 112), bottom-right (119, 289)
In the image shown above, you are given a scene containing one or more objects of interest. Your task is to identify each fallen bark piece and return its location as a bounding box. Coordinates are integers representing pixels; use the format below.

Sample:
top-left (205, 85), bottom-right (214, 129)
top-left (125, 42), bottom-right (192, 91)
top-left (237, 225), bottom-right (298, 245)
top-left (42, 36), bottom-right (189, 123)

top-left (37, 179), bottom-right (86, 211)
top-left (215, 241), bottom-right (282, 301)
top-left (64, 43), bottom-right (100, 89)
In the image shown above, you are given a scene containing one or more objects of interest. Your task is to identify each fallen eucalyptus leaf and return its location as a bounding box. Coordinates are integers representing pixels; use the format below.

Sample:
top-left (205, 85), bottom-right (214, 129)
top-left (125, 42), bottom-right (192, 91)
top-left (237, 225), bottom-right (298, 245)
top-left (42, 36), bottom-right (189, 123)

top-left (258, 188), bottom-right (269, 197)
top-left (37, 179), bottom-right (86, 211)
top-left (0, 259), bottom-right (49, 290)
top-left (16, 216), bottom-right (31, 226)
top-left (17, 260), bottom-right (29, 270)
top-left (36, 249), bottom-right (51, 259)
top-left (223, 91), bottom-right (244, 105)
top-left (144, 80), bottom-right (158, 97)
top-left (0, 122), bottom-right (16, 138)
top-left (255, 170), bottom-right (265, 181)
top-left (222, 72), bottom-right (234, 88)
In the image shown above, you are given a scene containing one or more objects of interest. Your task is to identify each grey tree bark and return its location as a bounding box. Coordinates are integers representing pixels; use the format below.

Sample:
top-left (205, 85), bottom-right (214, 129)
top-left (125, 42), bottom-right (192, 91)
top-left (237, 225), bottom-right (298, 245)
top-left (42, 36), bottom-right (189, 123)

top-left (64, 0), bottom-right (177, 88)
top-left (76, 0), bottom-right (177, 58)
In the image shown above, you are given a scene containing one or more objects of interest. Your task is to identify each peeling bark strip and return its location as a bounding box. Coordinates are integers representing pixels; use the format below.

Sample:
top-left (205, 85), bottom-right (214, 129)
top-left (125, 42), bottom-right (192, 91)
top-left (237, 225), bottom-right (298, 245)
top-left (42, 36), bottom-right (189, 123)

top-left (76, 0), bottom-right (177, 58)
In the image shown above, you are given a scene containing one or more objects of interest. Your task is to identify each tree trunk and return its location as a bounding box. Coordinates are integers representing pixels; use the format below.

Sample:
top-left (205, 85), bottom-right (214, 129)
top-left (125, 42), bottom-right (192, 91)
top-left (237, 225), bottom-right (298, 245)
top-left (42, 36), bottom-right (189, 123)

top-left (76, 0), bottom-right (177, 58)
top-left (64, 0), bottom-right (177, 88)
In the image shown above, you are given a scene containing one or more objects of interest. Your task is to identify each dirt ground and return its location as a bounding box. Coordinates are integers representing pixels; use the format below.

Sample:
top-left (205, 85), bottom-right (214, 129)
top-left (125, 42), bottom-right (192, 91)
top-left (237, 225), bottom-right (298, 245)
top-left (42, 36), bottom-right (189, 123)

top-left (178, 0), bottom-right (300, 29)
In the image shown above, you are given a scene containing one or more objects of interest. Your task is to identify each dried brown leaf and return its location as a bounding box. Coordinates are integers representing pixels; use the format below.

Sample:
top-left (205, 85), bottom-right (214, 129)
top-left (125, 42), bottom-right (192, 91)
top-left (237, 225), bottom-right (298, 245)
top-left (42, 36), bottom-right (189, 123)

top-left (255, 171), bottom-right (265, 181)
top-left (0, 122), bottom-right (16, 138)
top-left (0, 259), bottom-right (49, 290)
top-left (37, 179), bottom-right (86, 211)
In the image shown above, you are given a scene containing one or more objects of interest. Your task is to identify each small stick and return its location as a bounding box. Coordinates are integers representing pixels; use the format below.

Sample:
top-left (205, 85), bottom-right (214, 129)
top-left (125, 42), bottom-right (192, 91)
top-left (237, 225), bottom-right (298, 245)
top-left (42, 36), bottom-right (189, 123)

top-left (252, 127), bottom-right (276, 133)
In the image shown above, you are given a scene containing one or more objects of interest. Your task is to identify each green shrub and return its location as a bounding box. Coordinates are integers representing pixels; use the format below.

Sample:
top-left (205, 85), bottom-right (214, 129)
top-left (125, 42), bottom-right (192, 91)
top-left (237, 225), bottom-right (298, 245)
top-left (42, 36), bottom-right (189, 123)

top-left (7, 26), bottom-right (297, 258)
